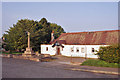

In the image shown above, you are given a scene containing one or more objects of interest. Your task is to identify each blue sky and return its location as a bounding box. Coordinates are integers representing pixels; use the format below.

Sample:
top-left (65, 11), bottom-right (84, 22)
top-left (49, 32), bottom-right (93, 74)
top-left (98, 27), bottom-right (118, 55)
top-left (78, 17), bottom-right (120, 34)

top-left (2, 2), bottom-right (118, 35)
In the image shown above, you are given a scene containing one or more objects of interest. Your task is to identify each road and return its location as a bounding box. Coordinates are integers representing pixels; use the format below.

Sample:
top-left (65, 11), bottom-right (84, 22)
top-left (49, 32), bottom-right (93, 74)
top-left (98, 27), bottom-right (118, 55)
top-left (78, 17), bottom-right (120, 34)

top-left (2, 58), bottom-right (118, 78)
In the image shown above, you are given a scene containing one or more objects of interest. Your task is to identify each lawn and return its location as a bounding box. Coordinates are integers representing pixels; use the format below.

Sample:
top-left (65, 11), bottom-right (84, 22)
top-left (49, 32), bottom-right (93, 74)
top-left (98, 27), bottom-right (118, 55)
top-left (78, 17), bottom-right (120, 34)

top-left (2, 52), bottom-right (23, 54)
top-left (81, 59), bottom-right (120, 68)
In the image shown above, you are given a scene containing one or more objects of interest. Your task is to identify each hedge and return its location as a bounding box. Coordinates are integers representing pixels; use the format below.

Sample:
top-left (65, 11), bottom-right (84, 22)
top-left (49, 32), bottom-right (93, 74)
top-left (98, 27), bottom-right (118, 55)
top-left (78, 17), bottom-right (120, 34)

top-left (96, 44), bottom-right (120, 63)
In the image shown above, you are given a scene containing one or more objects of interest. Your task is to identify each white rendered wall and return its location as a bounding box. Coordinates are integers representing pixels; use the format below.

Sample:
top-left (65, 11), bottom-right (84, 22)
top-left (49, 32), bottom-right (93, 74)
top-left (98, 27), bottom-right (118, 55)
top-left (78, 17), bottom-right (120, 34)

top-left (61, 45), bottom-right (108, 58)
top-left (41, 44), bottom-right (56, 55)
top-left (41, 44), bottom-right (108, 58)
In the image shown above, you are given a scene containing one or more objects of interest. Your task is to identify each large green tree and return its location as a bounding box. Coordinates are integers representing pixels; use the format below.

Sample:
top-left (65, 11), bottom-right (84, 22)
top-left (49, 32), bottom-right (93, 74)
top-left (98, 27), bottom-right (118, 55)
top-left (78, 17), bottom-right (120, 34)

top-left (50, 23), bottom-right (65, 39)
top-left (3, 18), bottom-right (65, 52)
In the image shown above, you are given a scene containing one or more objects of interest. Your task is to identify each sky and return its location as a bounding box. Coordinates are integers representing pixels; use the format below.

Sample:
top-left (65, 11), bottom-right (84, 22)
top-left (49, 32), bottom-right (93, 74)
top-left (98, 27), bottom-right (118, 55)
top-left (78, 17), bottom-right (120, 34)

top-left (1, 2), bottom-right (118, 37)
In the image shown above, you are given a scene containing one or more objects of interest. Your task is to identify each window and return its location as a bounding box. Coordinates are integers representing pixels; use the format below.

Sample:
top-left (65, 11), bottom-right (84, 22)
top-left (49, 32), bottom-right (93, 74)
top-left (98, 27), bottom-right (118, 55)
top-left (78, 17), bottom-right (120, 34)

top-left (76, 47), bottom-right (79, 52)
top-left (81, 48), bottom-right (85, 53)
top-left (92, 48), bottom-right (95, 52)
top-left (46, 47), bottom-right (48, 51)
top-left (71, 47), bottom-right (74, 52)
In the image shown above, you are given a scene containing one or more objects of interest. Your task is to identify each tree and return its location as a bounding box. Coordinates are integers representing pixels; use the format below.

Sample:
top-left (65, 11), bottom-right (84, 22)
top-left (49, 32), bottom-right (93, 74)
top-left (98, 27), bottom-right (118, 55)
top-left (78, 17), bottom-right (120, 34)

top-left (2, 18), bottom-right (65, 52)
top-left (50, 23), bottom-right (65, 39)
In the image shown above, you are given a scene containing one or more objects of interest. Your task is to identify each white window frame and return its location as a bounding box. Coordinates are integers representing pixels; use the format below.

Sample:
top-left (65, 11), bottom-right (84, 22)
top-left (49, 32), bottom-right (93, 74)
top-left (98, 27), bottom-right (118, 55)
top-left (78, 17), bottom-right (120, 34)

top-left (76, 47), bottom-right (79, 52)
top-left (81, 47), bottom-right (85, 53)
top-left (92, 48), bottom-right (95, 53)
top-left (71, 47), bottom-right (74, 52)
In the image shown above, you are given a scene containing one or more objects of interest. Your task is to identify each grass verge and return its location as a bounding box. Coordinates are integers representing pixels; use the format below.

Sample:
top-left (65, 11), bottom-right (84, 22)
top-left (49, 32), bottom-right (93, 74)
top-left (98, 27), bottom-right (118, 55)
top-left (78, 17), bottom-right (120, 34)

top-left (81, 59), bottom-right (120, 68)
top-left (2, 52), bottom-right (22, 54)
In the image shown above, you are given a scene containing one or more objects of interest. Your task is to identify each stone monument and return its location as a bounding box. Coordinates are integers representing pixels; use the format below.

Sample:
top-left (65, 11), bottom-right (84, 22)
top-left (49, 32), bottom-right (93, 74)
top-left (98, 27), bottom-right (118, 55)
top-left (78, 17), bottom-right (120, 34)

top-left (22, 32), bottom-right (34, 57)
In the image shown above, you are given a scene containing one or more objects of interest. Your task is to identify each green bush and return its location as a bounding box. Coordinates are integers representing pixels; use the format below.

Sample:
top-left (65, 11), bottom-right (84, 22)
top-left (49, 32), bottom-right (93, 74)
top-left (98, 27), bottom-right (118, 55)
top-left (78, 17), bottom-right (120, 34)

top-left (96, 44), bottom-right (120, 63)
top-left (81, 59), bottom-right (120, 68)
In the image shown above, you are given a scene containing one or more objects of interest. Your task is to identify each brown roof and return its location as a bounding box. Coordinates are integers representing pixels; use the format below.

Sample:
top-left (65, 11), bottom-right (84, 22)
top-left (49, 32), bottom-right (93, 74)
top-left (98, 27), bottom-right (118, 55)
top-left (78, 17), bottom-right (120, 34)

top-left (51, 30), bottom-right (120, 45)
top-left (56, 40), bottom-right (66, 44)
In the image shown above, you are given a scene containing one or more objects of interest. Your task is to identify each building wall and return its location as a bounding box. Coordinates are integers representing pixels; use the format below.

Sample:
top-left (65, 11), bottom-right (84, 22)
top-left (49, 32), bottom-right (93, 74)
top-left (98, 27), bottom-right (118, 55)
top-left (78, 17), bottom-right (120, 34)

top-left (41, 44), bottom-right (56, 55)
top-left (41, 44), bottom-right (108, 58)
top-left (61, 45), bottom-right (108, 58)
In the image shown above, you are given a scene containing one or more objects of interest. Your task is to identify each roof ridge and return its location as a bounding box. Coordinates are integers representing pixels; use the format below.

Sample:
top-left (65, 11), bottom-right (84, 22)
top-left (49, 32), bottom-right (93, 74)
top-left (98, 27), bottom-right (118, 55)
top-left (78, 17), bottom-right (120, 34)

top-left (65, 30), bottom-right (120, 34)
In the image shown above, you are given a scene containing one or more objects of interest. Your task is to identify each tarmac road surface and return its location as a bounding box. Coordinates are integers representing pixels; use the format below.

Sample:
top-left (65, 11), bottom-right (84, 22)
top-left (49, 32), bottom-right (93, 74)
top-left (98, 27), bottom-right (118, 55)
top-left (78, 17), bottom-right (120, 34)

top-left (2, 58), bottom-right (118, 78)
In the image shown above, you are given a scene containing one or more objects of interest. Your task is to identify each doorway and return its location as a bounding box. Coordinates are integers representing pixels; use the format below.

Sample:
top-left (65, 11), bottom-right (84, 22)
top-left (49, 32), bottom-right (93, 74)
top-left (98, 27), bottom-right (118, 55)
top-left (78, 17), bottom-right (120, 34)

top-left (57, 47), bottom-right (60, 55)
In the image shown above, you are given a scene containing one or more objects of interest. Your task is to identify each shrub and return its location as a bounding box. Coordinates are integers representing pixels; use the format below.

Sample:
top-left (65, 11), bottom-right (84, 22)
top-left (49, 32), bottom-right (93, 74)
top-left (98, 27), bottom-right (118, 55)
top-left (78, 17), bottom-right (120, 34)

top-left (96, 44), bottom-right (120, 63)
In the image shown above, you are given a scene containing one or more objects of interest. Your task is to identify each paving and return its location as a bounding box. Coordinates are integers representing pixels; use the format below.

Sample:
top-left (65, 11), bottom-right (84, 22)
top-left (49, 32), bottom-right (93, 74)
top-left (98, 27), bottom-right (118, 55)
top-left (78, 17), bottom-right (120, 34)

top-left (48, 56), bottom-right (119, 75)
top-left (2, 55), bottom-right (119, 75)
top-left (2, 58), bottom-right (118, 78)
top-left (2, 54), bottom-right (119, 74)
top-left (52, 55), bottom-right (86, 63)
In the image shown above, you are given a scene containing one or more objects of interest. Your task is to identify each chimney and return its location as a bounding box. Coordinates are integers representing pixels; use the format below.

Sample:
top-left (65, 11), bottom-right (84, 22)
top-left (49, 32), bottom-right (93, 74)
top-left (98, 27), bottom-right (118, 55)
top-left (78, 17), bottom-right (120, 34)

top-left (51, 30), bottom-right (54, 42)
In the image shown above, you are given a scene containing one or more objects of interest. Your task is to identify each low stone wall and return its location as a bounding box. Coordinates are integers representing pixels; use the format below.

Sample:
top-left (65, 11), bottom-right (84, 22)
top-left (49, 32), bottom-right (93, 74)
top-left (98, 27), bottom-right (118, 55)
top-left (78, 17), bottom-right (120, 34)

top-left (2, 54), bottom-right (40, 62)
top-left (2, 54), bottom-right (52, 62)
top-left (29, 58), bottom-right (40, 62)
top-left (2, 54), bottom-right (13, 58)
top-left (41, 54), bottom-right (51, 58)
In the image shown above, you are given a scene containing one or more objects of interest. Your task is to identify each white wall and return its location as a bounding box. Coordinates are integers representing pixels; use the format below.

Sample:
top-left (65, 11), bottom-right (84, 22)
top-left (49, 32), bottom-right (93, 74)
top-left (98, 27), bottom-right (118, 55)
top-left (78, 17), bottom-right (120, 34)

top-left (41, 44), bottom-right (108, 58)
top-left (41, 44), bottom-right (56, 55)
top-left (61, 44), bottom-right (108, 58)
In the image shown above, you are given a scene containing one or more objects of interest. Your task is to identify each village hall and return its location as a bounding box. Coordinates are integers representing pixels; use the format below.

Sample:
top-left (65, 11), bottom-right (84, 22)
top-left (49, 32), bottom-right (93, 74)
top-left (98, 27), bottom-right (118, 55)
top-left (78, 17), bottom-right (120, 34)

top-left (41, 30), bottom-right (119, 58)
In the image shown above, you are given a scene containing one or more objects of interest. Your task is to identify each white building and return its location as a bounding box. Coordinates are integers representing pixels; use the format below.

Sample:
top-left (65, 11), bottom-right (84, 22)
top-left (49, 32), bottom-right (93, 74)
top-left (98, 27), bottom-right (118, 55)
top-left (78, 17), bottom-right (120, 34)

top-left (41, 30), bottom-right (119, 58)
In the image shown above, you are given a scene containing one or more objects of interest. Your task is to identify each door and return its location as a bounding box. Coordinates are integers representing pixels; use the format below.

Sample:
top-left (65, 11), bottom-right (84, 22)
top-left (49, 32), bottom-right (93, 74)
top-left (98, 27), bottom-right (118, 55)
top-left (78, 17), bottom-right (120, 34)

top-left (57, 47), bottom-right (60, 55)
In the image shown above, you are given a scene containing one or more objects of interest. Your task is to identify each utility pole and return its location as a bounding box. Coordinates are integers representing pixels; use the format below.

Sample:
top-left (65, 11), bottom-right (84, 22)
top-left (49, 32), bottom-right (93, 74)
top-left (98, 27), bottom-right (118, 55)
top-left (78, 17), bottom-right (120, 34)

top-left (85, 44), bottom-right (87, 60)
